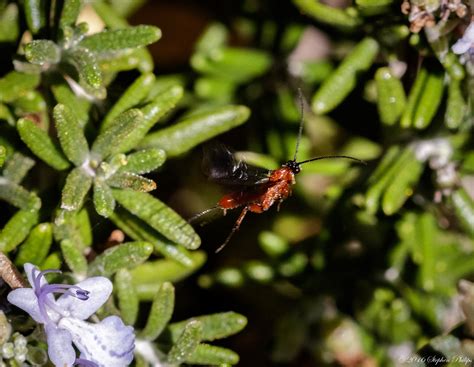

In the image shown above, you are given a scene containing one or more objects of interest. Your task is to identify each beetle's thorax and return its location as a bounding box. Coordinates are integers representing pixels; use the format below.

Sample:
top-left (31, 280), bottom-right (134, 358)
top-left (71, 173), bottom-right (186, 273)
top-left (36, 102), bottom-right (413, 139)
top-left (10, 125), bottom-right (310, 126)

top-left (269, 166), bottom-right (296, 184)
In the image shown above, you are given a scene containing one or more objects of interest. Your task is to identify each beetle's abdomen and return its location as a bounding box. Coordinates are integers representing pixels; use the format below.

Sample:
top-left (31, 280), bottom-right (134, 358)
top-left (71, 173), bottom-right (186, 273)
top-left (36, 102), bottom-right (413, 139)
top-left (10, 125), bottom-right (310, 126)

top-left (218, 186), bottom-right (269, 210)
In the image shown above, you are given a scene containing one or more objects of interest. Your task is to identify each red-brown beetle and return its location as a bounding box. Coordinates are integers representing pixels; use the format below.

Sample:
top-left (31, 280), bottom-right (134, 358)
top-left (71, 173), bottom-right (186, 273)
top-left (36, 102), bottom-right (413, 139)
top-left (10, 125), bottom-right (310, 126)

top-left (191, 98), bottom-right (364, 252)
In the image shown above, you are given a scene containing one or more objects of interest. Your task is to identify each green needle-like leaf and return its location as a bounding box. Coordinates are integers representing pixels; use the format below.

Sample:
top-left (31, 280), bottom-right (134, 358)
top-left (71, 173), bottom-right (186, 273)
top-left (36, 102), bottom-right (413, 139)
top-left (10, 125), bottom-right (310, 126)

top-left (60, 0), bottom-right (82, 29)
top-left (24, 40), bottom-right (61, 65)
top-left (115, 269), bottom-right (139, 325)
top-left (245, 260), bottom-right (274, 283)
top-left (186, 344), bottom-right (239, 365)
top-left (148, 76), bottom-right (186, 99)
top-left (17, 118), bottom-right (70, 170)
top-left (278, 253), bottom-right (308, 277)
top-left (356, 0), bottom-right (393, 7)
top-left (415, 213), bottom-right (436, 291)
top-left (91, 1), bottom-right (128, 29)
top-left (400, 68), bottom-right (428, 128)
top-left (54, 209), bottom-right (91, 250)
top-left (168, 312), bottom-right (247, 342)
top-left (102, 73), bottom-right (155, 130)
top-left (0, 180), bottom-right (40, 210)
top-left (110, 209), bottom-right (196, 268)
top-left (0, 146), bottom-right (6, 168)
top-left (0, 4), bottom-right (19, 43)
top-left (167, 320), bottom-right (202, 364)
top-left (413, 70), bottom-right (444, 129)
top-left (41, 252), bottom-right (61, 270)
top-left (93, 180), bottom-right (116, 218)
top-left (107, 0), bottom-right (147, 17)
top-left (88, 241), bottom-right (154, 276)
top-left (367, 145), bottom-right (401, 185)
top-left (60, 239), bottom-right (88, 275)
top-left (75, 209), bottom-right (92, 248)
top-left (61, 167), bottom-right (93, 212)
top-left (140, 282), bottom-right (175, 340)
top-left (375, 67), bottom-right (406, 125)
top-left (0, 209), bottom-right (39, 252)
top-left (365, 147), bottom-right (412, 214)
top-left (12, 95), bottom-right (49, 133)
top-left (15, 223), bottom-right (52, 266)
top-left (195, 23), bottom-right (228, 53)
top-left (382, 151), bottom-right (423, 215)
top-left (91, 109), bottom-right (143, 160)
top-left (3, 152), bottom-right (35, 184)
top-left (293, 0), bottom-right (361, 28)
top-left (54, 104), bottom-right (89, 165)
top-left (12, 91), bottom-right (48, 123)
top-left (445, 79), bottom-right (466, 129)
top-left (194, 77), bottom-right (236, 102)
top-left (112, 190), bottom-right (201, 250)
top-left (51, 83), bottom-right (90, 127)
top-left (116, 85), bottom-right (184, 154)
top-left (191, 47), bottom-right (272, 83)
top-left (259, 231), bottom-right (290, 258)
top-left (139, 105), bottom-right (250, 157)
top-left (312, 38), bottom-right (379, 114)
top-left (99, 47), bottom-right (154, 73)
top-left (1, 104), bottom-right (20, 126)
top-left (0, 72), bottom-right (40, 103)
top-left (66, 47), bottom-right (103, 91)
top-left (130, 252), bottom-right (206, 300)
top-left (118, 149), bottom-right (166, 175)
top-left (451, 188), bottom-right (474, 237)
top-left (106, 172), bottom-right (156, 192)
top-left (79, 25), bottom-right (161, 53)
top-left (23, 0), bottom-right (44, 34)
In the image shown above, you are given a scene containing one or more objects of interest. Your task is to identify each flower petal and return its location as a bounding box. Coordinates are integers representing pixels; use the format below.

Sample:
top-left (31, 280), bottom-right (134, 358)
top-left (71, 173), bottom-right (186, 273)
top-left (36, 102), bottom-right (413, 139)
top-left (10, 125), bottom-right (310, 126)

top-left (24, 263), bottom-right (48, 290)
top-left (452, 39), bottom-right (471, 54)
top-left (464, 22), bottom-right (474, 41)
top-left (452, 22), bottom-right (474, 55)
top-left (56, 277), bottom-right (112, 320)
top-left (23, 263), bottom-right (57, 307)
top-left (7, 288), bottom-right (44, 323)
top-left (59, 316), bottom-right (135, 367)
top-left (45, 324), bottom-right (76, 367)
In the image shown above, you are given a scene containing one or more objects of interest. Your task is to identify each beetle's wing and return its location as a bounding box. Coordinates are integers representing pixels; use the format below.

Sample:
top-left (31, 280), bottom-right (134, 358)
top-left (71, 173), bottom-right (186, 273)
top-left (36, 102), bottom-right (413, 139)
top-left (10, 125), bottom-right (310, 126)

top-left (202, 143), bottom-right (271, 186)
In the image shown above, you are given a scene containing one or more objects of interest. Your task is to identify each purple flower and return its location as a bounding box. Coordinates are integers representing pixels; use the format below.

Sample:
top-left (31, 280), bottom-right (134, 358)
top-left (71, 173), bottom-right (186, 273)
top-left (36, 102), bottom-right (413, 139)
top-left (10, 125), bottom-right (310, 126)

top-left (7, 263), bottom-right (135, 367)
top-left (452, 21), bottom-right (474, 69)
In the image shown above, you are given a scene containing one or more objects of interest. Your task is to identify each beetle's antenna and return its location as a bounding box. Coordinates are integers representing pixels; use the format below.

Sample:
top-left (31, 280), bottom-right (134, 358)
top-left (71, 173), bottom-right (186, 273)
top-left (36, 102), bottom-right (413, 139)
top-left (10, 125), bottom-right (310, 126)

top-left (188, 205), bottom-right (220, 224)
top-left (293, 88), bottom-right (305, 162)
top-left (215, 207), bottom-right (249, 253)
top-left (298, 155), bottom-right (366, 166)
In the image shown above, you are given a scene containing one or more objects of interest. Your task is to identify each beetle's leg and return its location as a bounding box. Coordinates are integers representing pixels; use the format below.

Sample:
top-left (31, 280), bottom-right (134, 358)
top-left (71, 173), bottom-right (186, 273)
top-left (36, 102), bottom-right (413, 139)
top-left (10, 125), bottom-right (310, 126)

top-left (215, 206), bottom-right (249, 253)
top-left (248, 203), bottom-right (263, 213)
top-left (277, 200), bottom-right (283, 212)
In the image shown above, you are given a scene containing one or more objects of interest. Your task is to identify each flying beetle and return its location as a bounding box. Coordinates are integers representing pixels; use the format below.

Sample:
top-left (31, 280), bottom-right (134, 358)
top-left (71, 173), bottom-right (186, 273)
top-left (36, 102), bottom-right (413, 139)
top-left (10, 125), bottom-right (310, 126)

top-left (191, 93), bottom-right (365, 252)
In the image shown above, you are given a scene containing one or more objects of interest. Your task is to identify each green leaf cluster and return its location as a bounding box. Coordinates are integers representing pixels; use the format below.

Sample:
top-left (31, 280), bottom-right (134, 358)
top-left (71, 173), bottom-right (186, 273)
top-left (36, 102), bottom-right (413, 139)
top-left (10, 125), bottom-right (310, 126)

top-left (18, 0), bottom-right (160, 99)
top-left (0, 0), bottom-right (473, 366)
top-left (115, 276), bottom-right (245, 365)
top-left (0, 1), bottom-right (252, 365)
top-left (191, 23), bottom-right (272, 103)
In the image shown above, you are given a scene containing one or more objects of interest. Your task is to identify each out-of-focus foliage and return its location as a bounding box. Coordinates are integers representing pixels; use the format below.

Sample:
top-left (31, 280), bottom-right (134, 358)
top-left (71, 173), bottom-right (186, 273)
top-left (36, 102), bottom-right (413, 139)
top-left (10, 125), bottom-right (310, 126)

top-left (187, 0), bottom-right (472, 366)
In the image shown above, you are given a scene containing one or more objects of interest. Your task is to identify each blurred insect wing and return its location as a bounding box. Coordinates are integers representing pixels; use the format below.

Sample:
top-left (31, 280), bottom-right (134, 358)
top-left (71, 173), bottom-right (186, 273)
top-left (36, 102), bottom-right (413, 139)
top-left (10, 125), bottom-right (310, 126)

top-left (202, 143), bottom-right (270, 187)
